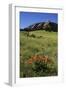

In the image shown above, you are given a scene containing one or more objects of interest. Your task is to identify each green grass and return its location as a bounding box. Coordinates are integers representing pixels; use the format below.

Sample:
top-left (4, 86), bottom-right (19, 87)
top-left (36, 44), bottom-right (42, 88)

top-left (20, 30), bottom-right (58, 77)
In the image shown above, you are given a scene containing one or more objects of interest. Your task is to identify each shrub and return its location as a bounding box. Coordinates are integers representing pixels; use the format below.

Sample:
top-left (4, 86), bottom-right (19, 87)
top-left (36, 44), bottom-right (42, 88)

top-left (26, 55), bottom-right (57, 76)
top-left (30, 34), bottom-right (36, 38)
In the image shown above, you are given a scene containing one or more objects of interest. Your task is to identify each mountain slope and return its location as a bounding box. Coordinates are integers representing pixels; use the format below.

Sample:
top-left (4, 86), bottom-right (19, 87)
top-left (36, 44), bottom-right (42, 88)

top-left (20, 21), bottom-right (58, 32)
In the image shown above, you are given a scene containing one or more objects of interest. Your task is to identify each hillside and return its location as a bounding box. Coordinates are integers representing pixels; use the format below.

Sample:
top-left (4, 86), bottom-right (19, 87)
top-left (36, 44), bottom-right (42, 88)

top-left (20, 21), bottom-right (58, 32)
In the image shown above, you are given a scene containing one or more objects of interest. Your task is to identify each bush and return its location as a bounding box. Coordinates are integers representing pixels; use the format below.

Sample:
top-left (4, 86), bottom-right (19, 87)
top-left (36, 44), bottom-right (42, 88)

top-left (26, 55), bottom-right (57, 76)
top-left (30, 34), bottom-right (36, 38)
top-left (32, 60), bottom-right (48, 73)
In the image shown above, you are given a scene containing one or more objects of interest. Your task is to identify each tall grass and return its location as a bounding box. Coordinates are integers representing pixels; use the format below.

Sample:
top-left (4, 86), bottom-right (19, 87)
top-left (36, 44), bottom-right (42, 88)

top-left (20, 30), bottom-right (58, 77)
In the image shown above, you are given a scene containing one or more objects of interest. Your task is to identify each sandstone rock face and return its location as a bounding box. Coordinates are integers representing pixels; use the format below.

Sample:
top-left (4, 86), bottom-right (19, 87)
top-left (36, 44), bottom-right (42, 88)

top-left (22, 21), bottom-right (58, 32)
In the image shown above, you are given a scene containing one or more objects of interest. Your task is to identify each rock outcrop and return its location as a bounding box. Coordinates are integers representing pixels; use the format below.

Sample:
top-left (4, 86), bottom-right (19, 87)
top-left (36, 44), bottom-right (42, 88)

top-left (21, 21), bottom-right (58, 32)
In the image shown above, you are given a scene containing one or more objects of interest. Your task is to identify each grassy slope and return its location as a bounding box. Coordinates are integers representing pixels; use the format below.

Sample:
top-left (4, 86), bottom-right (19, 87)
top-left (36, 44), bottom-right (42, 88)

top-left (20, 30), bottom-right (58, 77)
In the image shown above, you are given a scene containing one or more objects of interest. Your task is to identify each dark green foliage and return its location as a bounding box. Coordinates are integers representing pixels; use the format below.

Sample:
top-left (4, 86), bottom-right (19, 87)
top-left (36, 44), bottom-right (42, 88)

top-left (32, 61), bottom-right (48, 72)
top-left (29, 34), bottom-right (36, 38)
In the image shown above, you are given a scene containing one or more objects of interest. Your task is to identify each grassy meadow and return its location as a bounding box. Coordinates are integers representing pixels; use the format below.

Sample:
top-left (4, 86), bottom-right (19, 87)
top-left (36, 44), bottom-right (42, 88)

top-left (20, 30), bottom-right (58, 78)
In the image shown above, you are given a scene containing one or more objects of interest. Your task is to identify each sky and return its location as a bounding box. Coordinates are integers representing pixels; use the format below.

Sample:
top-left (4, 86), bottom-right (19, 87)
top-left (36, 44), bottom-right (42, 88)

top-left (20, 12), bottom-right (58, 29)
